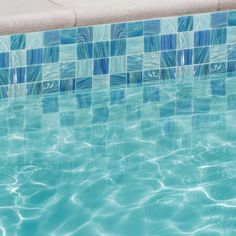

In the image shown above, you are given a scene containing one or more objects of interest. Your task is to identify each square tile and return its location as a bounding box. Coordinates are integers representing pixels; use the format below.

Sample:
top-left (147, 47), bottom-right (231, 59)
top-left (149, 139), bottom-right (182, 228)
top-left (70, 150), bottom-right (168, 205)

top-left (177, 31), bottom-right (193, 49)
top-left (0, 53), bottom-right (9, 69)
top-left (77, 60), bottom-right (93, 77)
top-left (10, 50), bottom-right (26, 67)
top-left (26, 32), bottom-right (43, 49)
top-left (228, 27), bottom-right (236, 44)
top-left (161, 50), bottom-right (176, 68)
top-left (27, 49), bottom-right (43, 65)
top-left (42, 81), bottom-right (59, 94)
top-left (143, 52), bottom-right (160, 70)
top-left (110, 39), bottom-right (126, 56)
top-left (0, 36), bottom-right (10, 52)
top-left (211, 12), bottom-right (227, 28)
top-left (77, 43), bottom-right (93, 60)
top-left (178, 16), bottom-right (193, 32)
top-left (144, 35), bottom-right (160, 52)
top-left (177, 49), bottom-right (193, 66)
top-left (110, 73), bottom-right (127, 87)
top-left (43, 47), bottom-right (59, 63)
top-left (43, 63), bottom-right (60, 81)
top-left (127, 72), bottom-right (142, 85)
top-left (210, 28), bottom-right (227, 45)
top-left (77, 27), bottom-right (93, 43)
top-left (10, 67), bottom-right (25, 84)
top-left (127, 55), bottom-right (143, 71)
top-left (26, 65), bottom-right (42, 82)
top-left (94, 24), bottom-right (110, 41)
top-left (160, 17), bottom-right (177, 34)
top-left (93, 41), bottom-right (110, 58)
top-left (60, 29), bottom-right (76, 44)
top-left (194, 30), bottom-right (210, 47)
top-left (161, 34), bottom-right (176, 51)
top-left (210, 45), bottom-right (227, 62)
top-left (60, 44), bottom-right (77, 61)
top-left (93, 58), bottom-right (109, 75)
top-left (127, 22), bottom-right (143, 37)
top-left (144, 19), bottom-right (160, 36)
top-left (127, 37), bottom-right (144, 54)
top-left (11, 34), bottom-right (26, 50)
top-left (193, 13), bottom-right (211, 30)
top-left (110, 56), bottom-right (126, 74)
top-left (228, 11), bottom-right (236, 26)
top-left (76, 77), bottom-right (92, 90)
top-left (60, 62), bottom-right (76, 79)
top-left (42, 97), bottom-right (59, 113)
top-left (43, 30), bottom-right (60, 46)
top-left (228, 44), bottom-right (236, 61)
top-left (194, 47), bottom-right (210, 64)
top-left (111, 23), bottom-right (126, 39)
top-left (0, 69), bottom-right (9, 85)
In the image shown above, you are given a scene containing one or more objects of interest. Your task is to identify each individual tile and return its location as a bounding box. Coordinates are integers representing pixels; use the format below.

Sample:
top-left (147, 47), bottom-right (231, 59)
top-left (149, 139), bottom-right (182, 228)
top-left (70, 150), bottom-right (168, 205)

top-left (0, 36), bottom-right (10, 52)
top-left (76, 93), bottom-right (92, 109)
top-left (228, 27), bottom-right (236, 44)
top-left (43, 63), bottom-right (60, 80)
top-left (60, 44), bottom-right (77, 61)
top-left (43, 30), bottom-right (60, 46)
top-left (194, 64), bottom-right (209, 78)
top-left (160, 68), bottom-right (176, 80)
top-left (77, 43), bottom-right (93, 60)
top-left (27, 48), bottom-right (43, 65)
top-left (10, 67), bottom-right (25, 84)
top-left (127, 37), bottom-right (144, 54)
top-left (43, 47), bottom-right (59, 63)
top-left (93, 24), bottom-right (110, 41)
top-left (92, 75), bottom-right (109, 90)
top-left (93, 58), bottom-right (109, 75)
top-left (160, 101), bottom-right (175, 117)
top-left (77, 60), bottom-right (93, 77)
top-left (177, 65), bottom-right (193, 79)
top-left (127, 55), bottom-right (143, 71)
top-left (228, 44), bottom-right (236, 61)
top-left (10, 50), bottom-right (26, 67)
top-left (211, 78), bottom-right (226, 96)
top-left (26, 32), bottom-right (43, 49)
top-left (210, 62), bottom-right (227, 78)
top-left (92, 107), bottom-right (109, 123)
top-left (27, 82), bottom-right (42, 95)
top-left (60, 62), bottom-right (76, 79)
top-left (143, 52), bottom-right (160, 70)
top-left (228, 11), bottom-right (236, 26)
top-left (11, 34), bottom-right (26, 50)
top-left (178, 16), bottom-right (193, 32)
top-left (93, 41), bottom-right (110, 58)
top-left (177, 31), bottom-right (193, 49)
top-left (193, 13), bottom-right (211, 30)
top-left (0, 69), bottom-right (9, 85)
top-left (161, 50), bottom-right (176, 68)
top-left (194, 30), bottom-right (210, 47)
top-left (227, 94), bottom-right (236, 110)
top-left (127, 71), bottom-right (142, 85)
top-left (110, 73), bottom-right (127, 87)
top-left (160, 17), bottom-right (177, 34)
top-left (210, 28), bottom-right (227, 45)
top-left (210, 45), bottom-right (227, 62)
top-left (111, 23), bottom-right (126, 39)
top-left (26, 65), bottom-right (42, 82)
top-left (193, 98), bottom-right (210, 114)
top-left (76, 77), bottom-right (92, 90)
top-left (144, 35), bottom-right (160, 52)
top-left (227, 61), bottom-right (236, 77)
top-left (194, 47), bottom-right (210, 64)
top-left (60, 112), bottom-right (75, 127)
top-left (0, 53), bottom-right (9, 69)
top-left (0, 86), bottom-right (8, 99)
top-left (227, 77), bottom-right (236, 94)
top-left (110, 56), bottom-right (126, 74)
top-left (176, 99), bottom-right (192, 115)
top-left (110, 90), bottom-right (125, 105)
top-left (42, 97), bottom-right (59, 113)
top-left (77, 27), bottom-right (93, 43)
top-left (42, 81), bottom-right (59, 94)
top-left (126, 104), bottom-right (141, 120)
top-left (143, 69), bottom-right (159, 82)
top-left (60, 79), bottom-right (75, 93)
top-left (110, 39), bottom-right (126, 56)
top-left (127, 22), bottom-right (143, 37)
top-left (144, 19), bottom-right (160, 36)
top-left (8, 84), bottom-right (26, 98)
top-left (60, 29), bottom-right (76, 44)
top-left (143, 86), bottom-right (159, 103)
top-left (177, 49), bottom-right (193, 66)
top-left (161, 34), bottom-right (176, 51)
top-left (211, 12), bottom-right (227, 28)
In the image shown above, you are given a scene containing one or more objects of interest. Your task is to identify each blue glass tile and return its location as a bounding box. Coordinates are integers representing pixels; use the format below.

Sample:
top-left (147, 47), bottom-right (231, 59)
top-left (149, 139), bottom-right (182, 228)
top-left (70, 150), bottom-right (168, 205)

top-left (77, 27), bottom-right (93, 43)
top-left (144, 19), bottom-right (160, 36)
top-left (42, 97), bottom-right (59, 113)
top-left (10, 67), bottom-right (25, 84)
top-left (127, 22), bottom-right (143, 37)
top-left (143, 69), bottom-right (160, 82)
top-left (42, 81), bottom-right (59, 94)
top-left (110, 40), bottom-right (126, 56)
top-left (76, 93), bottom-right (92, 109)
top-left (176, 99), bottom-right (192, 115)
top-left (10, 34), bottom-right (26, 50)
top-left (43, 30), bottom-right (60, 46)
top-left (127, 55), bottom-right (143, 72)
top-left (160, 102), bottom-right (175, 117)
top-left (193, 98), bottom-right (210, 114)
top-left (93, 41), bottom-right (109, 58)
top-left (228, 11), bottom-right (236, 26)
top-left (27, 49), bottom-right (43, 65)
top-left (160, 68), bottom-right (176, 80)
top-left (194, 64), bottom-right (209, 78)
top-left (27, 82), bottom-right (42, 95)
top-left (161, 50), bottom-right (176, 68)
top-left (194, 47), bottom-right (210, 64)
top-left (210, 28), bottom-right (227, 45)
top-left (110, 73), bottom-right (127, 86)
top-left (227, 94), bottom-right (236, 110)
top-left (60, 29), bottom-right (76, 44)
top-left (144, 36), bottom-right (160, 52)
top-left (228, 61), bottom-right (236, 77)
top-left (93, 58), bottom-right (109, 75)
top-left (76, 77), bottom-right (92, 90)
top-left (161, 34), bottom-right (177, 51)
top-left (0, 69), bottom-right (9, 85)
top-left (92, 107), bottom-right (109, 123)
top-left (228, 44), bottom-right (236, 61)
top-left (26, 65), bottom-right (42, 82)
top-left (60, 112), bottom-right (75, 127)
top-left (211, 12), bottom-right (227, 28)
top-left (127, 71), bottom-right (142, 85)
top-left (211, 79), bottom-right (226, 96)
top-left (111, 23), bottom-right (126, 39)
top-left (143, 86), bottom-right (160, 103)
top-left (60, 79), bottom-right (75, 93)
top-left (0, 86), bottom-right (8, 99)
top-left (178, 16), bottom-right (193, 32)
top-left (77, 43), bottom-right (93, 60)
top-left (43, 47), bottom-right (59, 63)
top-left (0, 53), bottom-right (9, 68)
top-left (194, 30), bottom-right (210, 46)
top-left (110, 90), bottom-right (125, 105)
top-left (60, 62), bottom-right (76, 79)
top-left (210, 62), bottom-right (227, 78)
top-left (126, 104), bottom-right (141, 121)
top-left (177, 49), bottom-right (193, 66)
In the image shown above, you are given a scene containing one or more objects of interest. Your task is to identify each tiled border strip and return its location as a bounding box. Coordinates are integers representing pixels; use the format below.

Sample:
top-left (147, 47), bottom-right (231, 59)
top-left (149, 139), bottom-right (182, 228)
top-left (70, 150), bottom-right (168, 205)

top-left (0, 10), bottom-right (235, 99)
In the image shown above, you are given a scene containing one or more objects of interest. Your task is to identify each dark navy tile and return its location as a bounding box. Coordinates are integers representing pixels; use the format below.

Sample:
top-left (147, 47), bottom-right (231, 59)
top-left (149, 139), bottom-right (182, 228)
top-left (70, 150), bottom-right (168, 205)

top-left (161, 34), bottom-right (176, 51)
top-left (127, 22), bottom-right (143, 37)
top-left (126, 104), bottom-right (141, 121)
top-left (77, 43), bottom-right (93, 60)
top-left (160, 68), bottom-right (176, 80)
top-left (92, 107), bottom-right (109, 123)
top-left (194, 30), bottom-right (210, 47)
top-left (111, 23), bottom-right (126, 39)
top-left (60, 79), bottom-right (75, 93)
top-left (10, 67), bottom-right (25, 84)
top-left (144, 19), bottom-right (160, 36)
top-left (228, 11), bottom-right (236, 26)
top-left (194, 47), bottom-right (210, 64)
top-left (77, 27), bottom-right (93, 43)
top-left (76, 93), bottom-right (92, 109)
top-left (60, 29), bottom-right (76, 44)
top-left (0, 69), bottom-right (9, 85)
top-left (161, 50), bottom-right (176, 68)
top-left (178, 16), bottom-right (193, 32)
top-left (110, 90), bottom-right (125, 105)
top-left (110, 73), bottom-right (127, 87)
top-left (144, 35), bottom-right (160, 52)
top-left (228, 44), bottom-right (236, 61)
top-left (42, 97), bottom-right (59, 113)
top-left (176, 99), bottom-right (192, 115)
top-left (42, 81), bottom-right (59, 94)
top-left (211, 79), bottom-right (226, 96)
top-left (43, 47), bottom-right (59, 63)
top-left (210, 28), bottom-right (227, 45)
top-left (143, 69), bottom-right (160, 82)
top-left (143, 86), bottom-right (160, 103)
top-left (110, 40), bottom-right (126, 56)
top-left (27, 49), bottom-right (43, 65)
top-left (11, 34), bottom-right (26, 50)
top-left (177, 49), bottom-right (193, 66)
top-left (27, 82), bottom-right (42, 96)
top-left (228, 61), bottom-right (236, 77)
top-left (26, 65), bottom-right (42, 82)
top-left (194, 64), bottom-right (210, 78)
top-left (127, 55), bottom-right (143, 72)
top-left (0, 53), bottom-right (9, 68)
top-left (227, 94), bottom-right (236, 110)
top-left (211, 12), bottom-right (227, 28)
top-left (76, 77), bottom-right (92, 90)
top-left (94, 41), bottom-right (110, 58)
top-left (93, 58), bottom-right (109, 75)
top-left (43, 30), bottom-right (60, 46)
top-left (60, 62), bottom-right (76, 79)
top-left (127, 71), bottom-right (142, 85)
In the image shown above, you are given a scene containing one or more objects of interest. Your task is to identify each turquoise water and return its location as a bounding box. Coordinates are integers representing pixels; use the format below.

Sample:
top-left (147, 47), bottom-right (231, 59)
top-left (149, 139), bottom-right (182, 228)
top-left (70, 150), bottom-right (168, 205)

top-left (1, 78), bottom-right (236, 235)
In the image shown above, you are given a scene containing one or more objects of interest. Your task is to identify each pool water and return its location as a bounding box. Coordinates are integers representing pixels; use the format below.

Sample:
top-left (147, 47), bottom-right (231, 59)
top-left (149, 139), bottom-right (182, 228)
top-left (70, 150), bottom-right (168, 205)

top-left (0, 77), bottom-right (236, 235)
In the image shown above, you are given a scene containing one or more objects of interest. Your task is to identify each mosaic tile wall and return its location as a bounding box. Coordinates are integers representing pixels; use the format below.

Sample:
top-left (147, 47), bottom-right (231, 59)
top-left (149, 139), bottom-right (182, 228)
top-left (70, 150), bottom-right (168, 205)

top-left (0, 10), bottom-right (236, 99)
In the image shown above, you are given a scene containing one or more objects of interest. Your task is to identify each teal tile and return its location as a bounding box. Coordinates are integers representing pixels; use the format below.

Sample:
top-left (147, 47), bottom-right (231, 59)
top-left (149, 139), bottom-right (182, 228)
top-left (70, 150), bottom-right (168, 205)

top-left (10, 50), bottom-right (26, 67)
top-left (0, 36), bottom-right (10, 52)
top-left (93, 24), bottom-right (110, 41)
top-left (77, 60), bottom-right (93, 77)
top-left (227, 77), bottom-right (236, 94)
top-left (8, 84), bottom-right (26, 98)
top-left (127, 37), bottom-right (144, 55)
top-left (228, 27), bottom-right (236, 44)
top-left (193, 13), bottom-right (211, 30)
top-left (210, 45), bottom-right (227, 63)
top-left (42, 63), bottom-right (60, 81)
top-left (93, 75), bottom-right (110, 90)
top-left (26, 32), bottom-right (43, 49)
top-left (160, 17), bottom-right (177, 34)
top-left (110, 56), bottom-right (127, 74)
top-left (143, 52), bottom-right (160, 70)
top-left (177, 65), bottom-right (194, 80)
top-left (60, 44), bottom-right (77, 61)
top-left (177, 32), bottom-right (193, 49)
